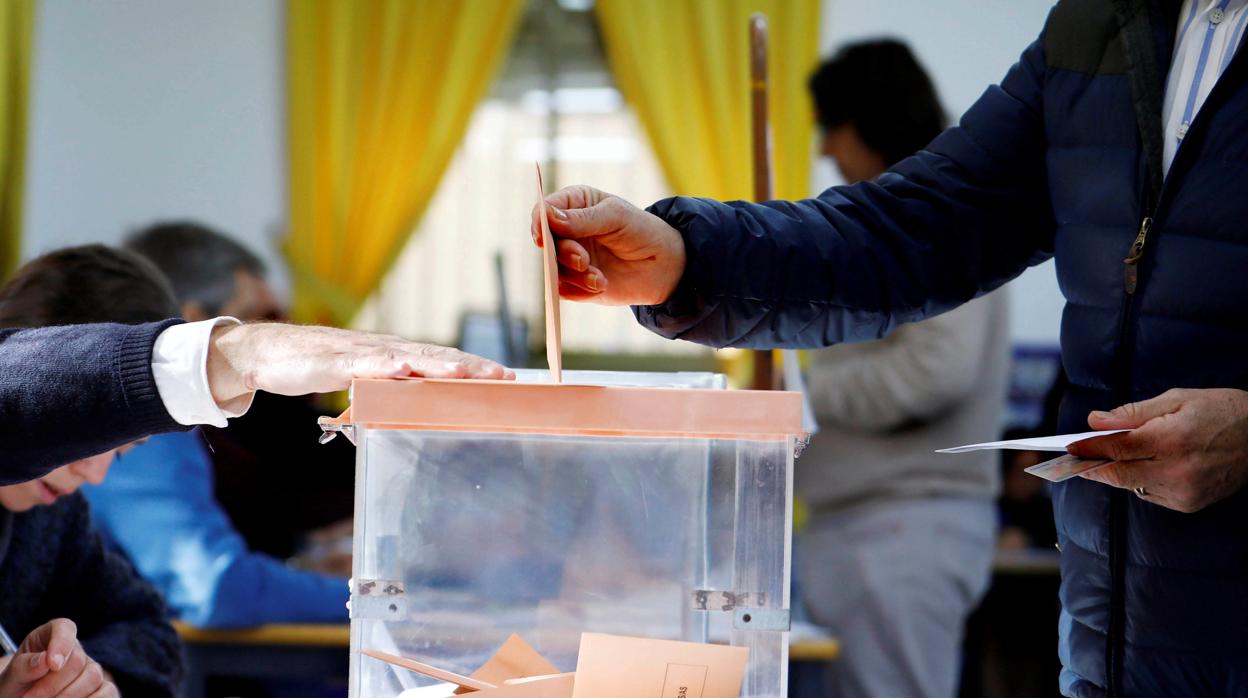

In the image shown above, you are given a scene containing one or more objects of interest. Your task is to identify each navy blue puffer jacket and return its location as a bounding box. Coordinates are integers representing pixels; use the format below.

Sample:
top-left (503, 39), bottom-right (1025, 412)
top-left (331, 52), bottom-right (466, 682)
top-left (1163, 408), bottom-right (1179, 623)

top-left (634, 1), bottom-right (1248, 695)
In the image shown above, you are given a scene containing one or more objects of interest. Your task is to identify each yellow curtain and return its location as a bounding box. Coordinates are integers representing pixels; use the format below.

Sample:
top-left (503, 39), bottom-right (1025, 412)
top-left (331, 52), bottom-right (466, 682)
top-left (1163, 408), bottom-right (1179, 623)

top-left (285, 0), bottom-right (525, 325)
top-left (0, 0), bottom-right (33, 278)
top-left (595, 0), bottom-right (819, 202)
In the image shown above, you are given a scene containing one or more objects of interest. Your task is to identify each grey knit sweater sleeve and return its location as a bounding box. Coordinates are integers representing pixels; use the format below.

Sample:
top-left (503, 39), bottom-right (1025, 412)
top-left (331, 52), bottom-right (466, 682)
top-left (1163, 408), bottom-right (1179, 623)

top-left (0, 320), bottom-right (186, 483)
top-left (797, 290), bottom-right (1011, 511)
top-left (804, 293), bottom-right (996, 432)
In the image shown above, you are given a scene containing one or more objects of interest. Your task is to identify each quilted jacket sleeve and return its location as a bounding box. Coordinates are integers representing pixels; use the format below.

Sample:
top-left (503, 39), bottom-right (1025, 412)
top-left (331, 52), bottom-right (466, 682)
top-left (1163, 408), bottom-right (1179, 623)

top-left (635, 36), bottom-right (1054, 349)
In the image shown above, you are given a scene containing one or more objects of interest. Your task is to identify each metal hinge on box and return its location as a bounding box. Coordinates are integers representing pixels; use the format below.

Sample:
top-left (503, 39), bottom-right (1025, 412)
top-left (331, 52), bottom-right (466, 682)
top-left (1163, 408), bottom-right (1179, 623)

top-left (690, 589), bottom-right (790, 631)
top-left (351, 579), bottom-right (407, 621)
top-left (317, 419), bottom-right (355, 445)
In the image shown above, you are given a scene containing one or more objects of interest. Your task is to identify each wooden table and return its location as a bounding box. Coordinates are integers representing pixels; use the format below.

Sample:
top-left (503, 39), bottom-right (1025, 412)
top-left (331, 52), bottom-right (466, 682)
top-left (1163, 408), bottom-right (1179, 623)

top-left (791, 637), bottom-right (840, 661)
top-left (991, 547), bottom-right (1061, 576)
top-left (176, 622), bottom-right (838, 695)
top-left (176, 622), bottom-right (350, 698)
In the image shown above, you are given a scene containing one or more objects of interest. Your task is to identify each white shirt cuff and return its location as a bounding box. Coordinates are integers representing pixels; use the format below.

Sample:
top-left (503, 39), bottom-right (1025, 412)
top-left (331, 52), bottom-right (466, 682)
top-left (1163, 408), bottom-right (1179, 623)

top-left (152, 317), bottom-right (256, 427)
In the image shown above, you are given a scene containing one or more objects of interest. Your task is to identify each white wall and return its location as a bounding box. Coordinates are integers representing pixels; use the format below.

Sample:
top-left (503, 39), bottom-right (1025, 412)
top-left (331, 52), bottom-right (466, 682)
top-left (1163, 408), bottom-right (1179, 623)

top-left (23, 0), bottom-right (287, 294)
top-left (817, 0), bottom-right (1063, 346)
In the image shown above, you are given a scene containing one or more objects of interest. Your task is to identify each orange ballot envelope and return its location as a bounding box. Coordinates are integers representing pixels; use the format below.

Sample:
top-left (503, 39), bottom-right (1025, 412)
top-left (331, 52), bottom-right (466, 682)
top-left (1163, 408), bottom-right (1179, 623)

top-left (466, 633), bottom-right (561, 687)
top-left (535, 163), bottom-right (562, 383)
top-left (570, 633), bottom-right (749, 698)
top-left (368, 633), bottom-right (748, 698)
top-left (368, 634), bottom-right (572, 698)
top-left (471, 674), bottom-right (576, 698)
top-left (361, 649), bottom-right (496, 692)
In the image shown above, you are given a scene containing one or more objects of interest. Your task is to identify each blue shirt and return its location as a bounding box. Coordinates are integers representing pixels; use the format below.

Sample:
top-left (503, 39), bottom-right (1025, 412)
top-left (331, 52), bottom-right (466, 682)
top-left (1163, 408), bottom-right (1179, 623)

top-left (83, 430), bottom-right (348, 628)
top-left (1163, 0), bottom-right (1248, 171)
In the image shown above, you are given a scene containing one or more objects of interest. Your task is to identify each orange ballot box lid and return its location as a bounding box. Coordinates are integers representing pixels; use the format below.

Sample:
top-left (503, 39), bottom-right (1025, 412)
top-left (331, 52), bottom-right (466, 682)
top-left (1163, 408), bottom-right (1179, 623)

top-left (323, 376), bottom-right (806, 441)
top-left (322, 164), bottom-right (805, 443)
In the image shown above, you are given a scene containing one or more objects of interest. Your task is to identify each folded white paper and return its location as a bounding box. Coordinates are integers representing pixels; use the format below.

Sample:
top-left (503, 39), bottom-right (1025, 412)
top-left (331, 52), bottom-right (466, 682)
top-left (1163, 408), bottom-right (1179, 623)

top-left (936, 429), bottom-right (1131, 454)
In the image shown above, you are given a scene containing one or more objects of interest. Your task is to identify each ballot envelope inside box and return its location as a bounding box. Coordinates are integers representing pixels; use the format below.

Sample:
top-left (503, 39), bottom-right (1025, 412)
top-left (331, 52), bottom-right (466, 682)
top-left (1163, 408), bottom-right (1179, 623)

top-left (320, 369), bottom-right (805, 698)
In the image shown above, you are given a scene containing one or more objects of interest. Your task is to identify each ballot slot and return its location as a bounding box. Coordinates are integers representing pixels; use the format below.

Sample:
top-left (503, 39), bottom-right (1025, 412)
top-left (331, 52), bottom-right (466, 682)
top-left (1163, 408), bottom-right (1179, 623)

top-left (535, 163), bottom-right (563, 384)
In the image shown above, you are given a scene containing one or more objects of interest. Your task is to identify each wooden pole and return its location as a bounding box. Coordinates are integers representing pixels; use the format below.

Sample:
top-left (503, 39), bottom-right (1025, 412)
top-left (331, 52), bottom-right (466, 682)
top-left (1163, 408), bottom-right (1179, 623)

top-left (749, 13), bottom-right (775, 390)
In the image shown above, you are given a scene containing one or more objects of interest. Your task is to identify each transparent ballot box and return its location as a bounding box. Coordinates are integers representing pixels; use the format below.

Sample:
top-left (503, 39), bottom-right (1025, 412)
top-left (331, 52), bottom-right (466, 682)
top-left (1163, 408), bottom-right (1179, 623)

top-left (322, 370), bottom-right (805, 698)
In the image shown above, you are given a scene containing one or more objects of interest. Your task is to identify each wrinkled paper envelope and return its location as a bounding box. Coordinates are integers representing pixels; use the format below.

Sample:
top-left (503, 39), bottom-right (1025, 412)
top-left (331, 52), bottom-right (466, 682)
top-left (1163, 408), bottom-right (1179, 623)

top-left (363, 649), bottom-right (495, 691)
top-left (465, 633), bottom-right (561, 687)
top-left (370, 632), bottom-right (747, 698)
top-left (371, 634), bottom-right (572, 698)
top-left (571, 633), bottom-right (748, 698)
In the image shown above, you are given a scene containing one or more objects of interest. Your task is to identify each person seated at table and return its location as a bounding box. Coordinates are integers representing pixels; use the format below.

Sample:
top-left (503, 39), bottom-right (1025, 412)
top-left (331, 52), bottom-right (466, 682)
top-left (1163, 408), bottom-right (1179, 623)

top-left (123, 221), bottom-right (355, 565)
top-left (81, 232), bottom-right (346, 631)
top-left (0, 245), bottom-right (185, 696)
top-left (83, 224), bottom-right (350, 628)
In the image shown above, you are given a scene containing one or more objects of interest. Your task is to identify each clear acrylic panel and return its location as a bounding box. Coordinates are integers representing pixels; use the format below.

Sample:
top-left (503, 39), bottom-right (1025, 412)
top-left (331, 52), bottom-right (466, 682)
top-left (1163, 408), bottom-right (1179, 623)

top-left (346, 373), bottom-right (793, 698)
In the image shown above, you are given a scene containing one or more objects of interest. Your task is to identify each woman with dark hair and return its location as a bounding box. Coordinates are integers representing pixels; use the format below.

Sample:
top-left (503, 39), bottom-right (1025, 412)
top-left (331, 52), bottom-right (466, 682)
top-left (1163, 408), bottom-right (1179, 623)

top-left (0, 245), bottom-right (184, 697)
top-left (808, 39), bottom-right (946, 178)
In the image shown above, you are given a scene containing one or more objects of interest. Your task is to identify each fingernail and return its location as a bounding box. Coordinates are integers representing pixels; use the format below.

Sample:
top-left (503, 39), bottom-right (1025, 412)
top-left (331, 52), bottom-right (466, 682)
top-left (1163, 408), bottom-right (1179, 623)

top-left (30, 652), bottom-right (43, 667)
top-left (575, 255), bottom-right (587, 272)
top-left (587, 274), bottom-right (603, 291)
top-left (51, 653), bottom-right (65, 670)
top-left (1091, 411), bottom-right (1112, 420)
top-left (550, 206), bottom-right (569, 222)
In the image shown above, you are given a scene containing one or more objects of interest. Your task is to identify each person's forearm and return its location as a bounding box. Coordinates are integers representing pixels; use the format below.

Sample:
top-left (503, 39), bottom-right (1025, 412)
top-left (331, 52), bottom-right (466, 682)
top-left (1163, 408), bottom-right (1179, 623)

top-left (635, 38), bottom-right (1054, 350)
top-left (0, 321), bottom-right (184, 482)
top-left (0, 319), bottom-right (509, 484)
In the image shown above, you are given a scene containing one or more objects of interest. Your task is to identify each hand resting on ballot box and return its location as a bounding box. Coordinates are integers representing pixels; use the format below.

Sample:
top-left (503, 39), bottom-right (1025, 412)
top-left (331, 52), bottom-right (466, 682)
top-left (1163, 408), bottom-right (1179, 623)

top-left (1068, 388), bottom-right (1248, 513)
top-left (206, 323), bottom-right (515, 413)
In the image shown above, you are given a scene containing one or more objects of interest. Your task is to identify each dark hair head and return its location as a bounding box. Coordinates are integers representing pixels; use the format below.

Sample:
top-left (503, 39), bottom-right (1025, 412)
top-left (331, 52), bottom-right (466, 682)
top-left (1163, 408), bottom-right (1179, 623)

top-left (124, 221), bottom-right (267, 315)
top-left (808, 38), bottom-right (946, 167)
top-left (0, 244), bottom-right (180, 328)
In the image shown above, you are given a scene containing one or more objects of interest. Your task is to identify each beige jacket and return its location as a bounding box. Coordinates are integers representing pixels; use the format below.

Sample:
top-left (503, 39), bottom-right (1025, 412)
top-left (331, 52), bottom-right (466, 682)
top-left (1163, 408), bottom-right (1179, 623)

top-left (797, 289), bottom-right (1011, 514)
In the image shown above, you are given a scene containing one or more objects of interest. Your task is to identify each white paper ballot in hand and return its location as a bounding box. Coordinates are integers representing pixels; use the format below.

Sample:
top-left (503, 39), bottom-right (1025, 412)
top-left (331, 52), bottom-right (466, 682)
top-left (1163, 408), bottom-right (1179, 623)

top-left (935, 429), bottom-right (1132, 454)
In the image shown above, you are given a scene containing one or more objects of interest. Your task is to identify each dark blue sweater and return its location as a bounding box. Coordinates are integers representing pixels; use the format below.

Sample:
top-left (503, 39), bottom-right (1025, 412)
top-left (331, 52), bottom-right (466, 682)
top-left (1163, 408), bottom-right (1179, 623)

top-left (0, 493), bottom-right (182, 695)
top-left (0, 321), bottom-right (185, 484)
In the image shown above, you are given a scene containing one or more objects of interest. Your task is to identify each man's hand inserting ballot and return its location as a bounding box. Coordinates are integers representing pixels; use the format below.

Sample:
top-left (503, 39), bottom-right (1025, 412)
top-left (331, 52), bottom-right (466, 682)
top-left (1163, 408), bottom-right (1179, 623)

top-left (531, 185), bottom-right (686, 306)
top-left (206, 323), bottom-right (514, 412)
top-left (1067, 388), bottom-right (1248, 513)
